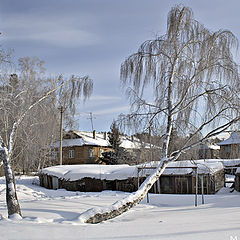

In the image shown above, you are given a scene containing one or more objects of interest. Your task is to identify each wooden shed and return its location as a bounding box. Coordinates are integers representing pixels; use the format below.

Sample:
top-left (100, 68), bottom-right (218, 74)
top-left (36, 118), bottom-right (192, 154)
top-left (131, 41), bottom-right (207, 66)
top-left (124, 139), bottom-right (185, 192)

top-left (39, 161), bottom-right (224, 194)
top-left (159, 171), bottom-right (224, 194)
top-left (137, 161), bottom-right (224, 194)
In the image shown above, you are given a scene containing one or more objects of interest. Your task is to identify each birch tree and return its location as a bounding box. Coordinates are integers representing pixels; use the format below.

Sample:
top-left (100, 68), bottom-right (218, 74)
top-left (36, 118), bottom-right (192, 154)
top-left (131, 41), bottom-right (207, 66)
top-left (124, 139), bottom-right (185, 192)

top-left (78, 5), bottom-right (240, 223)
top-left (0, 56), bottom-right (93, 218)
top-left (1, 58), bottom-right (59, 174)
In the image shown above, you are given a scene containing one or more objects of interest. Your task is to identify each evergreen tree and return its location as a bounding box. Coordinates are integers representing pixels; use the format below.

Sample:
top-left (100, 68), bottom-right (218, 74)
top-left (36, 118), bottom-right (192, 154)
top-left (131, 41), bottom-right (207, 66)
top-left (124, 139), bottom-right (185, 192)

top-left (99, 121), bottom-right (123, 165)
top-left (108, 121), bottom-right (122, 154)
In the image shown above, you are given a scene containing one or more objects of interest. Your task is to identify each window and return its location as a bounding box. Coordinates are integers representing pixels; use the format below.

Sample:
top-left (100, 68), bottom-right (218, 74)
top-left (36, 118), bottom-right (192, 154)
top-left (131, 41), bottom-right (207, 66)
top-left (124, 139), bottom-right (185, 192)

top-left (100, 149), bottom-right (104, 157)
top-left (89, 148), bottom-right (94, 157)
top-left (69, 149), bottom-right (75, 159)
top-left (224, 145), bottom-right (230, 153)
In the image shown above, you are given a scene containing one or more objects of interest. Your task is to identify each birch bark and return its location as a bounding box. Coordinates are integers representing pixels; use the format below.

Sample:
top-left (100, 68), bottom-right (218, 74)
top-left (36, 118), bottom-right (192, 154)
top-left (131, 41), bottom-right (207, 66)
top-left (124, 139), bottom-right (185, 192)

top-left (0, 140), bottom-right (21, 217)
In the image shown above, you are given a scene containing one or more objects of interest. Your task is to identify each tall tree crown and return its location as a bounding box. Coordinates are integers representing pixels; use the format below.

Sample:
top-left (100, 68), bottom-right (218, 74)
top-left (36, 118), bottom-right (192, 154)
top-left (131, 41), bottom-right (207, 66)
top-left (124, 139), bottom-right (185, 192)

top-left (120, 5), bottom-right (239, 134)
top-left (108, 121), bottom-right (122, 151)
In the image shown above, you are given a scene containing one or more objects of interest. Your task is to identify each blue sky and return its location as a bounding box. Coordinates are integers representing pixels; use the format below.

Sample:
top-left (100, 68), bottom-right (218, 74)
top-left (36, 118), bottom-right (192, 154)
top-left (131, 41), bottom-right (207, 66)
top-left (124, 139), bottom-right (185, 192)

top-left (1, 0), bottom-right (240, 132)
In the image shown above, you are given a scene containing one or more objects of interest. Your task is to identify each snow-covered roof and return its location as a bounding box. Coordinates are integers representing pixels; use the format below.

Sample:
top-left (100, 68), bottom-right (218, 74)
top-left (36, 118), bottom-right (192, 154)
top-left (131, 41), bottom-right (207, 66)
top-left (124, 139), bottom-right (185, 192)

top-left (172, 159), bottom-right (240, 168)
top-left (218, 132), bottom-right (240, 146)
top-left (220, 159), bottom-right (240, 167)
top-left (138, 160), bottom-right (224, 175)
top-left (119, 135), bottom-right (151, 149)
top-left (52, 131), bottom-right (109, 148)
top-left (40, 160), bottom-right (224, 181)
top-left (52, 130), bottom-right (150, 149)
top-left (41, 164), bottom-right (137, 181)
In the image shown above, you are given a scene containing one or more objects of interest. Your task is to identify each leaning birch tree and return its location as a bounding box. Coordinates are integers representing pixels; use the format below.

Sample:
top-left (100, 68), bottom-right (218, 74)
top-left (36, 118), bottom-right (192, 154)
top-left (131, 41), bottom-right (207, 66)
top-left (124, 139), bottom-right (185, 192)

top-left (0, 58), bottom-right (93, 217)
top-left (77, 5), bottom-right (240, 223)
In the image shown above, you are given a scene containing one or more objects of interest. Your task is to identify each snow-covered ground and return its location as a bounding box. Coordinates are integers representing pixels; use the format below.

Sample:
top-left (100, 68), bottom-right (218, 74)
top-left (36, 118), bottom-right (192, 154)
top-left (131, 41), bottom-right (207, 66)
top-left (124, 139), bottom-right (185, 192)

top-left (0, 176), bottom-right (239, 240)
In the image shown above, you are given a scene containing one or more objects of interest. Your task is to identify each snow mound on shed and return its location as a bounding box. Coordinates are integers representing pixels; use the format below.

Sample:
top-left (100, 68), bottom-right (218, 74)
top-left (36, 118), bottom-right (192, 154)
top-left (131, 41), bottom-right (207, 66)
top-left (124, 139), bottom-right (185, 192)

top-left (41, 164), bottom-right (137, 181)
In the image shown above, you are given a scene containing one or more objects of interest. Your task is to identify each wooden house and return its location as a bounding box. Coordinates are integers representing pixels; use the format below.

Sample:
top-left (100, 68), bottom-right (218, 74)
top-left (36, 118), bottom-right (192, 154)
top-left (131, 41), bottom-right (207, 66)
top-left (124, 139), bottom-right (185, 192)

top-left (51, 130), bottom-right (151, 165)
top-left (51, 130), bottom-right (114, 165)
top-left (218, 132), bottom-right (240, 159)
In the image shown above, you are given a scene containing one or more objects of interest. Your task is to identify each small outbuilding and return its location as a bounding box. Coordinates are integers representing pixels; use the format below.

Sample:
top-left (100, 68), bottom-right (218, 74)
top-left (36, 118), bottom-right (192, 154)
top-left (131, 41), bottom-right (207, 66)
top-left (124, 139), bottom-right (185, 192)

top-left (218, 132), bottom-right (240, 159)
top-left (39, 160), bottom-right (225, 194)
top-left (156, 161), bottom-right (224, 194)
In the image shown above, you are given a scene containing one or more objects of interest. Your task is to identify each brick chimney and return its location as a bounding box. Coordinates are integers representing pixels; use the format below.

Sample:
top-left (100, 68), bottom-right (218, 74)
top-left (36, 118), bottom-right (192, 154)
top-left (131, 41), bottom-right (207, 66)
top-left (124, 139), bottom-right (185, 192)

top-left (104, 132), bottom-right (107, 140)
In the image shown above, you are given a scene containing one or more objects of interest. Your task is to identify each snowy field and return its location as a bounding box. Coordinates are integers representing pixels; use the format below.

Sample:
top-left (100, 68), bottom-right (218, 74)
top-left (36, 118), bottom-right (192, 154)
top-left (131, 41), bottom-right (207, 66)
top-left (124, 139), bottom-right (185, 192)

top-left (0, 176), bottom-right (239, 240)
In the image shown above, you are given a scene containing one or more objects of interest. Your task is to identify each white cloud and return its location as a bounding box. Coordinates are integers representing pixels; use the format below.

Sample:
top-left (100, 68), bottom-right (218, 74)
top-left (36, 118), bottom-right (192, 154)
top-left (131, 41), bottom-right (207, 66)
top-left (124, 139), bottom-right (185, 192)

top-left (89, 95), bottom-right (121, 101)
top-left (5, 29), bottom-right (99, 47)
top-left (79, 95), bottom-right (123, 110)
top-left (94, 105), bottom-right (129, 115)
top-left (2, 13), bottom-right (101, 47)
top-left (76, 104), bottom-right (129, 117)
top-left (77, 94), bottom-right (129, 116)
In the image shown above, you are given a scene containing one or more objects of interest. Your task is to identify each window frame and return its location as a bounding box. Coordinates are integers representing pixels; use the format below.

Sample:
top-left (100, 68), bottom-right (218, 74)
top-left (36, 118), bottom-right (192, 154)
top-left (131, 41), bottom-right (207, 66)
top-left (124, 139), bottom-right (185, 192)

top-left (89, 148), bottom-right (94, 157)
top-left (69, 149), bottom-right (75, 159)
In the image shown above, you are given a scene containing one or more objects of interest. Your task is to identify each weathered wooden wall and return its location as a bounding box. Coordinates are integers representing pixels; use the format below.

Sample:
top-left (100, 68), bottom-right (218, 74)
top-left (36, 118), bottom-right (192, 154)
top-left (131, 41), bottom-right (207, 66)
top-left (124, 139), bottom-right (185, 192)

top-left (160, 175), bottom-right (193, 194)
top-left (214, 170), bottom-right (225, 192)
top-left (235, 173), bottom-right (240, 192)
top-left (220, 144), bottom-right (240, 159)
top-left (61, 145), bottom-right (113, 165)
top-left (199, 148), bottom-right (219, 159)
top-left (0, 165), bottom-right (4, 177)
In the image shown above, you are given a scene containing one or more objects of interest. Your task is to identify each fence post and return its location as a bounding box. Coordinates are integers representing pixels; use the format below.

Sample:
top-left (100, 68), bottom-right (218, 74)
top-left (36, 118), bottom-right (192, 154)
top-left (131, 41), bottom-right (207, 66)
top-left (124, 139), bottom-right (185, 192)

top-left (201, 175), bottom-right (204, 204)
top-left (195, 168), bottom-right (198, 207)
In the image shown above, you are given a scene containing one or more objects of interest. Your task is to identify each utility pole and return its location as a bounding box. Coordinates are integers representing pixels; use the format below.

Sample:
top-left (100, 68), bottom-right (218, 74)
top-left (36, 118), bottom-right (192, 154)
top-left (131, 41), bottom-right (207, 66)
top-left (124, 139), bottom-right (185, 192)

top-left (59, 106), bottom-right (64, 165)
top-left (88, 112), bottom-right (95, 132)
top-left (148, 121), bottom-right (152, 161)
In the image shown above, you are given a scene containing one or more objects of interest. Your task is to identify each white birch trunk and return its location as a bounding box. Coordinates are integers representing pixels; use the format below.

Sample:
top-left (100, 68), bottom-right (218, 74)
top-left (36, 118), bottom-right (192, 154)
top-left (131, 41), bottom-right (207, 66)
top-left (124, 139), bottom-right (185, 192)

top-left (0, 123), bottom-right (22, 217)
top-left (0, 75), bottom-right (92, 218)
top-left (0, 82), bottom-right (72, 218)
top-left (80, 74), bottom-right (175, 224)
top-left (114, 3), bottom-right (240, 227)
top-left (79, 159), bottom-right (169, 223)
top-left (0, 145), bottom-right (21, 217)
top-left (79, 62), bottom-right (175, 223)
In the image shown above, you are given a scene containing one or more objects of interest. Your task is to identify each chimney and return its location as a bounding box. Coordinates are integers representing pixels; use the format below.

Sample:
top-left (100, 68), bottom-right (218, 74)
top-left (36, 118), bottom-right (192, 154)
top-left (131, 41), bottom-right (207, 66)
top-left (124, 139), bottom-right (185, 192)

top-left (104, 132), bottom-right (107, 140)
top-left (93, 130), bottom-right (96, 139)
